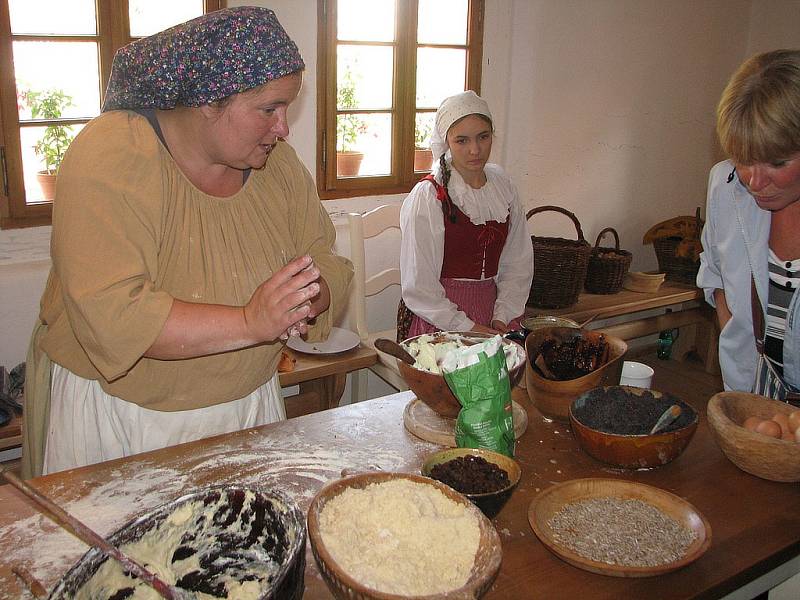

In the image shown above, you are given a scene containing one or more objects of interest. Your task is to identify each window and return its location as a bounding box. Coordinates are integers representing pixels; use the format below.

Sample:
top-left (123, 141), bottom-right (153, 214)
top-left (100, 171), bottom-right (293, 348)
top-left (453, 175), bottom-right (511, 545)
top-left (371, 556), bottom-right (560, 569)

top-left (316, 0), bottom-right (484, 199)
top-left (0, 0), bottom-right (225, 229)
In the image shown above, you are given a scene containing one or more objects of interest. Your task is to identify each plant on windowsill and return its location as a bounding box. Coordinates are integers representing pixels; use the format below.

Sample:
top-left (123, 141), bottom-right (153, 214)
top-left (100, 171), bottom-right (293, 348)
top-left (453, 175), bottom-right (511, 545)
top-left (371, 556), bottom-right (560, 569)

top-left (414, 120), bottom-right (433, 172)
top-left (19, 87), bottom-right (76, 201)
top-left (336, 69), bottom-right (367, 177)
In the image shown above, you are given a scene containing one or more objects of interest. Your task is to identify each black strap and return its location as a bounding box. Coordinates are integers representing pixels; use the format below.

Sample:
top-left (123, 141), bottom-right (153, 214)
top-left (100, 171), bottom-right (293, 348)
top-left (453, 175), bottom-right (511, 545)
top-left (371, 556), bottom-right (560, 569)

top-left (751, 275), bottom-right (765, 353)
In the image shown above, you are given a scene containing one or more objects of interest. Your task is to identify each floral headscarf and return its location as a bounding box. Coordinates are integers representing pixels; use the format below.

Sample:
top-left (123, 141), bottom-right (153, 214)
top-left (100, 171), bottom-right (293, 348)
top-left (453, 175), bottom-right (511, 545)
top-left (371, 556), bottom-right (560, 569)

top-left (103, 6), bottom-right (304, 111)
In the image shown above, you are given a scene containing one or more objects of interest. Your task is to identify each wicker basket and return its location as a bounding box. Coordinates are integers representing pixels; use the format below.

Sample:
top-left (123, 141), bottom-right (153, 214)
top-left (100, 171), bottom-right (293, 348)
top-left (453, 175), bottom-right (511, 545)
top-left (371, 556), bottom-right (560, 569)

top-left (584, 227), bottom-right (632, 295)
top-left (526, 205), bottom-right (591, 309)
top-left (646, 208), bottom-right (704, 285)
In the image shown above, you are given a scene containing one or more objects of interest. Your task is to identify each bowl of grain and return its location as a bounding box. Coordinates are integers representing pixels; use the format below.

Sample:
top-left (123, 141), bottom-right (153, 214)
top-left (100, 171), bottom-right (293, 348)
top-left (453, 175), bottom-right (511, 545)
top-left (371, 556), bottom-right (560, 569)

top-left (706, 391), bottom-right (800, 482)
top-left (524, 327), bottom-right (628, 421)
top-left (307, 471), bottom-right (502, 599)
top-left (399, 331), bottom-right (527, 418)
top-left (569, 385), bottom-right (698, 469)
top-left (528, 478), bottom-right (712, 577)
top-left (421, 447), bottom-right (522, 518)
top-left (49, 486), bottom-right (306, 599)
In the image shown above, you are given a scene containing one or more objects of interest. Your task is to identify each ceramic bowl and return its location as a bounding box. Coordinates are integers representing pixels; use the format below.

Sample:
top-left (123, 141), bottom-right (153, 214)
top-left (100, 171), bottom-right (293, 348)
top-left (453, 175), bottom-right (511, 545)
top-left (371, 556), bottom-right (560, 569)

top-left (569, 385), bottom-right (698, 469)
top-left (524, 327), bottom-right (627, 421)
top-left (48, 486), bottom-right (306, 600)
top-left (307, 471), bottom-right (502, 599)
top-left (421, 447), bottom-right (522, 518)
top-left (706, 391), bottom-right (800, 482)
top-left (398, 332), bottom-right (526, 418)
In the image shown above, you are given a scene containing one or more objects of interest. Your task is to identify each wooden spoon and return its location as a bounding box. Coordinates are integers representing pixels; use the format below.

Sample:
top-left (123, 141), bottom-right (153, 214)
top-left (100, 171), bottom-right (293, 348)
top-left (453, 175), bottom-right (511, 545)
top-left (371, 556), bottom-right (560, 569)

top-left (1, 467), bottom-right (192, 600)
top-left (650, 405), bottom-right (682, 435)
top-left (374, 338), bottom-right (415, 365)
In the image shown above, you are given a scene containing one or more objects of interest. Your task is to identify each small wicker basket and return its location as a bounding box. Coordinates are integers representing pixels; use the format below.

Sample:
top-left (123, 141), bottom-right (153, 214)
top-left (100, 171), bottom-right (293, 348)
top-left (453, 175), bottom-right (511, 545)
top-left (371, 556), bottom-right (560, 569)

top-left (526, 205), bottom-right (591, 309)
top-left (645, 208), bottom-right (704, 285)
top-left (584, 227), bottom-right (632, 295)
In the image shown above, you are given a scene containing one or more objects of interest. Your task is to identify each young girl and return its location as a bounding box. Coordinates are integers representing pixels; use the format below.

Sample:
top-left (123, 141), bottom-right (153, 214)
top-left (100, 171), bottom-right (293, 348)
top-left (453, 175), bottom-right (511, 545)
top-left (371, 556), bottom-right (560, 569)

top-left (398, 91), bottom-right (533, 341)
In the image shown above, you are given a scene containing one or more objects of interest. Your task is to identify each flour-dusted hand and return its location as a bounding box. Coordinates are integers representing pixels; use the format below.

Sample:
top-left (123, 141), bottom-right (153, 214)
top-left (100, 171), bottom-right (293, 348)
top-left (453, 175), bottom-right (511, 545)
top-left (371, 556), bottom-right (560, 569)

top-left (244, 255), bottom-right (321, 343)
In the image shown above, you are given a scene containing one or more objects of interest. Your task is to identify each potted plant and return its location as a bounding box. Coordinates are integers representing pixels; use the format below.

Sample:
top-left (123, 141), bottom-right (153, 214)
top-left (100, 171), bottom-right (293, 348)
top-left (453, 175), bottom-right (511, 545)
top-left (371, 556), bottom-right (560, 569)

top-left (414, 119), bottom-right (433, 171)
top-left (19, 87), bottom-right (76, 201)
top-left (336, 69), bottom-right (367, 177)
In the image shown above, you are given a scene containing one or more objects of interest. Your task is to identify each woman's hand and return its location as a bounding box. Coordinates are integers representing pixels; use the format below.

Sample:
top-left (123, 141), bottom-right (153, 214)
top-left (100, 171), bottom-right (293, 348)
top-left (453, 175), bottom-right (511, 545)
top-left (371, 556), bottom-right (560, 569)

top-left (470, 323), bottom-right (499, 335)
top-left (490, 319), bottom-right (510, 333)
top-left (244, 255), bottom-right (321, 342)
top-left (713, 288), bottom-right (732, 330)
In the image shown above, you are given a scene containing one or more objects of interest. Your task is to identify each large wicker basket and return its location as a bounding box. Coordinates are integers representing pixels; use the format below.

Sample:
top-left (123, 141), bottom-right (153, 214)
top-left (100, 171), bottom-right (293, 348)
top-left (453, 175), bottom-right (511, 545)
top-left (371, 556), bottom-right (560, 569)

top-left (526, 205), bottom-right (591, 309)
top-left (585, 227), bottom-right (632, 294)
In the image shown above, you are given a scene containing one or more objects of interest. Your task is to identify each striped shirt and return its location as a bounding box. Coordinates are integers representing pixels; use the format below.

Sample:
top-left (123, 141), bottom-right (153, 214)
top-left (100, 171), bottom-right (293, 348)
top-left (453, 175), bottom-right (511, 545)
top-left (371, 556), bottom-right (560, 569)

top-left (764, 249), bottom-right (800, 375)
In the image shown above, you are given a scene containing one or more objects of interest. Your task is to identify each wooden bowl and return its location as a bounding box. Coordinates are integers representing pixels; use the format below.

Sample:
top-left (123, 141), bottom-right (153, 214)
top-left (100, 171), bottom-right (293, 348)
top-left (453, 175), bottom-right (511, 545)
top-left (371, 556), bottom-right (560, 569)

top-left (49, 486), bottom-right (306, 599)
top-left (569, 386), bottom-right (698, 469)
top-left (524, 327), bottom-right (627, 421)
top-left (307, 471), bottom-right (502, 599)
top-left (707, 391), bottom-right (800, 482)
top-left (623, 271), bottom-right (666, 293)
top-left (421, 447), bottom-right (522, 518)
top-left (528, 478), bottom-right (712, 577)
top-left (399, 332), bottom-right (526, 418)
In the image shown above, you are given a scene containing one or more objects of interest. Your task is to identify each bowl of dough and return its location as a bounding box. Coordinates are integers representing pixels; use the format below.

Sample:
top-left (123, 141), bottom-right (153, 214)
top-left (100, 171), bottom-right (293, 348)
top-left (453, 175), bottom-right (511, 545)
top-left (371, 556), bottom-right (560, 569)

top-left (398, 331), bottom-right (527, 418)
top-left (307, 471), bottom-right (502, 599)
top-left (48, 486), bottom-right (306, 600)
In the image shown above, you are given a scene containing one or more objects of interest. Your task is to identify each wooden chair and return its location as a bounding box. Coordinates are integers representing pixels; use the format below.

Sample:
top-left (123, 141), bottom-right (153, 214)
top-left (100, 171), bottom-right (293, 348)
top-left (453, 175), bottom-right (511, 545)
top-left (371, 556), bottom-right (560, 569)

top-left (347, 205), bottom-right (409, 400)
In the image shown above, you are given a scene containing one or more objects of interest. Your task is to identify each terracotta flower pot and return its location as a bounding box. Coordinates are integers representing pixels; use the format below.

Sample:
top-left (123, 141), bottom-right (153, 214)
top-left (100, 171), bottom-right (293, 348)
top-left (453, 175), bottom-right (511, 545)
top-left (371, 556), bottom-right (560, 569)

top-left (336, 151), bottom-right (364, 177)
top-left (413, 148), bottom-right (433, 171)
top-left (36, 171), bottom-right (57, 201)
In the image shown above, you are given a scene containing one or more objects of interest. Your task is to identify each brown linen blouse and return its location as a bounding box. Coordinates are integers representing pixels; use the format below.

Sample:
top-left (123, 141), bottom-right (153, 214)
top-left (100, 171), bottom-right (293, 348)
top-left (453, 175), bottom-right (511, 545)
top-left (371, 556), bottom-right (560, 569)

top-left (37, 110), bottom-right (352, 411)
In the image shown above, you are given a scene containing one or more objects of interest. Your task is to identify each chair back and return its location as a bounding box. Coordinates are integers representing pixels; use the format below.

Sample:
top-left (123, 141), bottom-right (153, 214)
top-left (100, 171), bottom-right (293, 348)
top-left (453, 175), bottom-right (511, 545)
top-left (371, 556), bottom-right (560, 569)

top-left (347, 204), bottom-right (402, 342)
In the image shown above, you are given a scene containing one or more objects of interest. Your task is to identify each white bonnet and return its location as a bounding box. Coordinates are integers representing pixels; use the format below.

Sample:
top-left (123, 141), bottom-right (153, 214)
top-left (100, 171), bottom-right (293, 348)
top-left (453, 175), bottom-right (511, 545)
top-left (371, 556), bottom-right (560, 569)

top-left (429, 90), bottom-right (493, 162)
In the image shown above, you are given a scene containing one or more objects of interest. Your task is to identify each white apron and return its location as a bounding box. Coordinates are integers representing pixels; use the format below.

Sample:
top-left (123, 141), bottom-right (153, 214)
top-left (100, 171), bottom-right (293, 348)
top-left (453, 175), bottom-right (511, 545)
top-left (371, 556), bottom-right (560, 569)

top-left (42, 364), bottom-right (285, 475)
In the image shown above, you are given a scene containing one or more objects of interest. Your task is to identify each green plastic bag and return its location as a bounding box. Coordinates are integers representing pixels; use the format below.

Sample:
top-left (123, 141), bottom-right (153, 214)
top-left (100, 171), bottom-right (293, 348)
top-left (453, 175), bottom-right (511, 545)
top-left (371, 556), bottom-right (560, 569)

top-left (441, 335), bottom-right (515, 457)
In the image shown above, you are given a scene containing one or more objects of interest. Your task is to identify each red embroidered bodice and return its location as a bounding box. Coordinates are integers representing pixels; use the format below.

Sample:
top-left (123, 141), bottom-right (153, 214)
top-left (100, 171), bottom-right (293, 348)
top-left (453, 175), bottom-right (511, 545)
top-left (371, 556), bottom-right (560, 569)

top-left (422, 174), bottom-right (509, 279)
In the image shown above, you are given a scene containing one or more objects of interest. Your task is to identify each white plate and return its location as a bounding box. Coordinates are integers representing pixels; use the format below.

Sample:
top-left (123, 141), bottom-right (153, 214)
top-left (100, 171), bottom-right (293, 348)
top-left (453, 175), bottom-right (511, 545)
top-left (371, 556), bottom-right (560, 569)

top-left (286, 327), bottom-right (361, 354)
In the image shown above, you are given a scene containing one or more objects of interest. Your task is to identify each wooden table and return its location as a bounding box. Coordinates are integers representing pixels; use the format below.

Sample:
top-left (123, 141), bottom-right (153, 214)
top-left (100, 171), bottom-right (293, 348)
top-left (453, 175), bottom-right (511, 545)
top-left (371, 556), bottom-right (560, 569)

top-left (527, 282), bottom-right (719, 373)
top-left (279, 343), bottom-right (377, 417)
top-left (1, 361), bottom-right (798, 599)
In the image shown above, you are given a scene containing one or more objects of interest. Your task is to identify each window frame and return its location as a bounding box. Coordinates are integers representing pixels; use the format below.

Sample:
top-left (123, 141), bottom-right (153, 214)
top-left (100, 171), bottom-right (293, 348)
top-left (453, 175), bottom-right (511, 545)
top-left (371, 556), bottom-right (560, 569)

top-left (0, 0), bottom-right (225, 229)
top-left (316, 0), bottom-right (484, 199)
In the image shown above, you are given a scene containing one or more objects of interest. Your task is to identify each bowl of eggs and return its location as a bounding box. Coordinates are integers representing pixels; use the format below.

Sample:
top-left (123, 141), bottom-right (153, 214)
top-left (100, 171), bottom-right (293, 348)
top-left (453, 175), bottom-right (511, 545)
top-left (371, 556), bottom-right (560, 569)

top-left (707, 391), bottom-right (800, 482)
top-left (398, 332), bottom-right (526, 418)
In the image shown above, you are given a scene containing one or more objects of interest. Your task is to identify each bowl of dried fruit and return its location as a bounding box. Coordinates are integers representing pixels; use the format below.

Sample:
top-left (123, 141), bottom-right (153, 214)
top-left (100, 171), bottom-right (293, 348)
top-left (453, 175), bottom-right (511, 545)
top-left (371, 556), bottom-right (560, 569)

top-left (524, 327), bottom-right (627, 421)
top-left (569, 385), bottom-right (698, 469)
top-left (706, 391), bottom-right (800, 482)
top-left (421, 447), bottom-right (522, 518)
top-left (307, 471), bottom-right (502, 599)
top-left (399, 331), bottom-right (527, 418)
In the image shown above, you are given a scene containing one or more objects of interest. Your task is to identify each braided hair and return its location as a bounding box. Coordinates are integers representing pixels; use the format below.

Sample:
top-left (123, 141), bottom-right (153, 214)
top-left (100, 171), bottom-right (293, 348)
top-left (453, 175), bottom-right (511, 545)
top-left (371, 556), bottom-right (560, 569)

top-left (438, 153), bottom-right (457, 223)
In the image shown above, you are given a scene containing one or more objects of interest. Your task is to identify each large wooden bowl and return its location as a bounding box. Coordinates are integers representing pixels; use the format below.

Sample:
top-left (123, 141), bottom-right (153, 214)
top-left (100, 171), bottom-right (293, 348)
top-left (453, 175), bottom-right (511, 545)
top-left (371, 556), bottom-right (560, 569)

top-left (528, 478), bottom-right (712, 577)
top-left (524, 327), bottom-right (627, 421)
top-left (569, 386), bottom-right (698, 469)
top-left (421, 447), bottom-right (522, 518)
top-left (707, 391), bottom-right (800, 482)
top-left (398, 332), bottom-right (526, 418)
top-left (307, 471), bottom-right (502, 599)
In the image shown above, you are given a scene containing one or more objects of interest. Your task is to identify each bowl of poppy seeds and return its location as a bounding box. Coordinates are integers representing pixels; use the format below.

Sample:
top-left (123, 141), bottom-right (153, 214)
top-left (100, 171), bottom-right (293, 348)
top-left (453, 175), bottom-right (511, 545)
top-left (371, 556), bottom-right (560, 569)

top-left (422, 447), bottom-right (521, 518)
top-left (569, 386), bottom-right (698, 469)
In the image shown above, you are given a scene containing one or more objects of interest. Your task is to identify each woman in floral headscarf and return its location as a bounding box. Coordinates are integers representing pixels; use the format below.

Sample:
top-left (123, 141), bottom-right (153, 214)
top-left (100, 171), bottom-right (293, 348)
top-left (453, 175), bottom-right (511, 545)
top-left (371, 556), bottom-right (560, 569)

top-left (398, 91), bottom-right (533, 341)
top-left (22, 7), bottom-right (352, 477)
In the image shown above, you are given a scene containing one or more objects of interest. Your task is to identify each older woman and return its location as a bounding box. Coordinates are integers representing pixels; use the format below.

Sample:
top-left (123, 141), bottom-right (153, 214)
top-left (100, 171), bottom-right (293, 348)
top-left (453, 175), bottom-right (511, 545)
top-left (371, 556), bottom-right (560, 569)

top-left (398, 91), bottom-right (533, 341)
top-left (698, 49), bottom-right (800, 402)
top-left (22, 7), bottom-right (352, 477)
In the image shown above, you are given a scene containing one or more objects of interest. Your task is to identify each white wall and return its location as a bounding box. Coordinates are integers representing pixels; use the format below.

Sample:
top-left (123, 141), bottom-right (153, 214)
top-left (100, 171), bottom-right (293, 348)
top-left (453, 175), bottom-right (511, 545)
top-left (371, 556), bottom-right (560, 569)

top-left (2, 0), bottom-right (800, 383)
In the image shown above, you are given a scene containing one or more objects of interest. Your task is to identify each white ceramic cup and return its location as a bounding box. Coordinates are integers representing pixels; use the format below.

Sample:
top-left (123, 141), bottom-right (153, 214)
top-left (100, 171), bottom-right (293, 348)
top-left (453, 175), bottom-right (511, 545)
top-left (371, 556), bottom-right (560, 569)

top-left (619, 361), bottom-right (655, 388)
